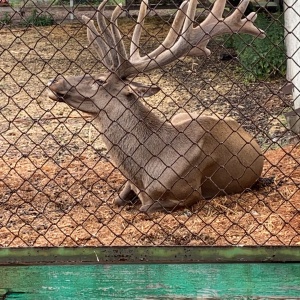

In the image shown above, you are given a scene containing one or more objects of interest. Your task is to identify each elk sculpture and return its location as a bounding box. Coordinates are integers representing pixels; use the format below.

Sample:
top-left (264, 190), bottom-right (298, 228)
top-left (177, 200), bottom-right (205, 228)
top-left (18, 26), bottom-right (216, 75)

top-left (48, 0), bottom-right (265, 212)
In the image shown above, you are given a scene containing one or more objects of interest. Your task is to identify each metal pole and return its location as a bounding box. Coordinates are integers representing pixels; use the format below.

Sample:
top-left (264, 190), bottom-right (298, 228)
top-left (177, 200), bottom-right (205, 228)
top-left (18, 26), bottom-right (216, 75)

top-left (70, 0), bottom-right (74, 20)
top-left (284, 0), bottom-right (300, 109)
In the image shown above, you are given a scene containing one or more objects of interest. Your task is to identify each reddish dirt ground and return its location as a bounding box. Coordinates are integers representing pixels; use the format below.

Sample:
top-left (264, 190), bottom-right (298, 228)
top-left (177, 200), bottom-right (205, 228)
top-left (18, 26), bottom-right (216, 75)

top-left (0, 144), bottom-right (299, 247)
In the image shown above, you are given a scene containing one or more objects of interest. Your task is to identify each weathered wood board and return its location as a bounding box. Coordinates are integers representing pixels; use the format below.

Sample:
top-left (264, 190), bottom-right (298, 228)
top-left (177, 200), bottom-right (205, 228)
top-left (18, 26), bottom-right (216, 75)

top-left (1, 263), bottom-right (300, 299)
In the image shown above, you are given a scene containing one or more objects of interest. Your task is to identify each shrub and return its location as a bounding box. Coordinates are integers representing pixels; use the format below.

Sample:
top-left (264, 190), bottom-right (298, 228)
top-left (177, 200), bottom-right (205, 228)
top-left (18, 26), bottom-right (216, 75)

top-left (0, 12), bottom-right (11, 25)
top-left (22, 9), bottom-right (54, 27)
top-left (225, 13), bottom-right (286, 81)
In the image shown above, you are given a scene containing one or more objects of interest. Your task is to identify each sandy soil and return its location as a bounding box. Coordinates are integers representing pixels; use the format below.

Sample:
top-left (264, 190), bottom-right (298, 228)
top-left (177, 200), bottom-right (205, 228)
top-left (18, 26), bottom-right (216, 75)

top-left (0, 16), bottom-right (299, 247)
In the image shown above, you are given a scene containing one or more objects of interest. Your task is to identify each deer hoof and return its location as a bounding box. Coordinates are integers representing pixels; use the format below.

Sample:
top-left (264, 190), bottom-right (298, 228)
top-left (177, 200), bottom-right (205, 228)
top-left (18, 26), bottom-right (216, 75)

top-left (139, 203), bottom-right (164, 213)
top-left (114, 197), bottom-right (127, 206)
top-left (139, 204), bottom-right (152, 212)
top-left (114, 195), bottom-right (139, 207)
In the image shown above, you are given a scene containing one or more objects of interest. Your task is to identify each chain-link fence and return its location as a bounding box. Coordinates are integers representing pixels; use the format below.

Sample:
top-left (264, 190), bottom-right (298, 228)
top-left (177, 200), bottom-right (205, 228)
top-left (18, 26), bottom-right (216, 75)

top-left (0, 0), bottom-right (299, 249)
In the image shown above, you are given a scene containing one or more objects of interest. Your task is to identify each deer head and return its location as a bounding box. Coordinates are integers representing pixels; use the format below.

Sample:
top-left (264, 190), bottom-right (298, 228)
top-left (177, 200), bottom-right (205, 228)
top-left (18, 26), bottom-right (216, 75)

top-left (48, 0), bottom-right (265, 213)
top-left (48, 0), bottom-right (265, 112)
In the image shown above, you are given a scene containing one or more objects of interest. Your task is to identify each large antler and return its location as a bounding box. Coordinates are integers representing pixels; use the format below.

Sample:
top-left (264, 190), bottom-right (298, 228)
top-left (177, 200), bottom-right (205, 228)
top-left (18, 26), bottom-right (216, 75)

top-left (82, 1), bottom-right (130, 72)
top-left (83, 0), bottom-right (265, 78)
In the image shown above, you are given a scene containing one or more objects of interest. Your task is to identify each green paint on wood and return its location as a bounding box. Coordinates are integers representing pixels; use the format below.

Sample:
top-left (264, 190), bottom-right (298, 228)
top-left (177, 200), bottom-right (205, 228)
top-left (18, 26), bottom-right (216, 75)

top-left (1, 263), bottom-right (300, 299)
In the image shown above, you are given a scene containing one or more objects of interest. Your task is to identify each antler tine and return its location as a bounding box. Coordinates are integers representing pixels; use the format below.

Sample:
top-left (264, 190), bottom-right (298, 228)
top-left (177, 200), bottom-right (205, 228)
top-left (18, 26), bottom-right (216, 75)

top-left (227, 0), bottom-right (265, 36)
top-left (82, 1), bottom-right (116, 69)
top-left (181, 0), bottom-right (197, 34)
top-left (167, 0), bottom-right (197, 56)
top-left (83, 16), bottom-right (114, 69)
top-left (121, 0), bottom-right (209, 77)
top-left (147, 0), bottom-right (189, 60)
top-left (96, 0), bottom-right (121, 69)
top-left (110, 3), bottom-right (129, 73)
top-left (83, 0), bottom-right (131, 72)
top-left (121, 0), bottom-right (196, 77)
top-left (130, 0), bottom-right (148, 61)
top-left (142, 0), bottom-right (197, 64)
top-left (129, 0), bottom-right (190, 62)
top-left (232, 0), bottom-right (251, 19)
top-left (209, 0), bottom-right (226, 20)
top-left (186, 0), bottom-right (227, 56)
top-left (189, 0), bottom-right (265, 56)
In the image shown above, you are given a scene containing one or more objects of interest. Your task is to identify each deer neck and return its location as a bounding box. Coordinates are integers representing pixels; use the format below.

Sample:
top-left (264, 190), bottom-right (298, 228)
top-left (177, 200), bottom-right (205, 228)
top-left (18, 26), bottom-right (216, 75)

top-left (95, 95), bottom-right (172, 179)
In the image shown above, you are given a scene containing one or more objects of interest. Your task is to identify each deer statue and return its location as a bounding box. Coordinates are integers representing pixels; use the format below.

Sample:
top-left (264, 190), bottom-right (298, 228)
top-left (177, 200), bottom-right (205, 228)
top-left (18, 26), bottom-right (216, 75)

top-left (48, 0), bottom-right (265, 213)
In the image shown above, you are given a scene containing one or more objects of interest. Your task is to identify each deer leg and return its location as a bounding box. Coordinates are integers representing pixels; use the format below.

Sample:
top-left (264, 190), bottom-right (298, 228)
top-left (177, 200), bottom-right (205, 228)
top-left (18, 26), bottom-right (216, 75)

top-left (114, 181), bottom-right (139, 206)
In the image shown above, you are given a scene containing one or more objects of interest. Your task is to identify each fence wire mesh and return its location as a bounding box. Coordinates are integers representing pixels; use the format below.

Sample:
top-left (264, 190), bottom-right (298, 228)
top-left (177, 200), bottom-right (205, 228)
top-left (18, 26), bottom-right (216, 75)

top-left (0, 0), bottom-right (299, 248)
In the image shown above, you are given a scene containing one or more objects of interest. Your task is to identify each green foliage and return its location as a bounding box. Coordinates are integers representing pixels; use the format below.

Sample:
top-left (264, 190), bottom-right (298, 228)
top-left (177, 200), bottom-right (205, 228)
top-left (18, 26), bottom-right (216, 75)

top-left (0, 12), bottom-right (11, 25)
top-left (22, 9), bottom-right (54, 27)
top-left (225, 13), bottom-right (286, 81)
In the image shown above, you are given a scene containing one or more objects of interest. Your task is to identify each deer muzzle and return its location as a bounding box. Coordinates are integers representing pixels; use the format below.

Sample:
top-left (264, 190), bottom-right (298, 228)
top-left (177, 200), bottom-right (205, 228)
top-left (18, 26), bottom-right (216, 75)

top-left (47, 78), bottom-right (66, 102)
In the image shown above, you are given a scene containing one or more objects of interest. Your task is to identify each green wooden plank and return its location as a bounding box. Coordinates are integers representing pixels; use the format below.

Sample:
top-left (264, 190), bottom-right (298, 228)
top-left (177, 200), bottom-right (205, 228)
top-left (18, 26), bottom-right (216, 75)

top-left (0, 246), bottom-right (300, 265)
top-left (0, 263), bottom-right (300, 299)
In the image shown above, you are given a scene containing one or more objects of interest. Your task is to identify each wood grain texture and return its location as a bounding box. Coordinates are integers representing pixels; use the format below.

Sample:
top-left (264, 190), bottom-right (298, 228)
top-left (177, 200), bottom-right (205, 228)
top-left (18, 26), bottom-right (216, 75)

top-left (1, 263), bottom-right (300, 299)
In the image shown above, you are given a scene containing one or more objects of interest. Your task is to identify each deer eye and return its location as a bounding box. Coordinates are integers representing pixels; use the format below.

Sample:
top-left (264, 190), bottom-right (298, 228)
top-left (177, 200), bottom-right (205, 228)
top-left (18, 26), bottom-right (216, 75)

top-left (94, 79), bottom-right (105, 85)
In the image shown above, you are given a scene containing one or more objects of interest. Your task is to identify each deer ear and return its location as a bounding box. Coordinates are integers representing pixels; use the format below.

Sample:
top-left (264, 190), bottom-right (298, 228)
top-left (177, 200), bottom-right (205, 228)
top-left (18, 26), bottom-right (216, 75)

top-left (127, 82), bottom-right (160, 98)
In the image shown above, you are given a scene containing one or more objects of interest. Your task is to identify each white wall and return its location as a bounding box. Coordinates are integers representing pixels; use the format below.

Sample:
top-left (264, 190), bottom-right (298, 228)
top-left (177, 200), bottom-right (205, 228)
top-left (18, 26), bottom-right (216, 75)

top-left (284, 0), bottom-right (300, 109)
